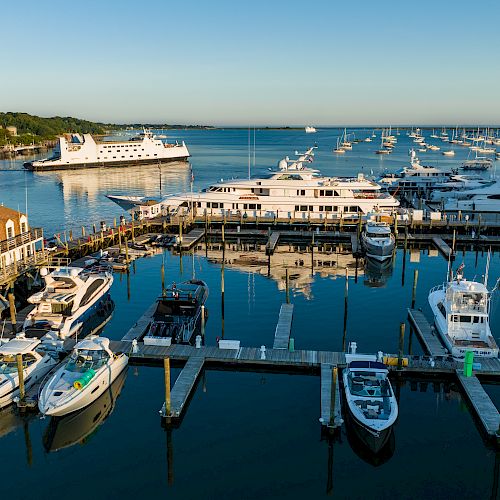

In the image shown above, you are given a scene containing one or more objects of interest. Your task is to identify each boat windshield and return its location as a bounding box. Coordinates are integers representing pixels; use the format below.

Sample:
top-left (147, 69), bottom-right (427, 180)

top-left (0, 354), bottom-right (37, 374)
top-left (366, 232), bottom-right (390, 239)
top-left (348, 371), bottom-right (392, 398)
top-left (66, 349), bottom-right (109, 373)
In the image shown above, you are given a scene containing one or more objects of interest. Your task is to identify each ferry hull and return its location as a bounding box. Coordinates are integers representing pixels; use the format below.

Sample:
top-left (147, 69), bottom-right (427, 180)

top-left (24, 155), bottom-right (189, 172)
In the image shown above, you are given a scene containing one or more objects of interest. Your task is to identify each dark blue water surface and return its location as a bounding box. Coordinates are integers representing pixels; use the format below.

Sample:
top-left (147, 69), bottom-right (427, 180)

top-left (0, 129), bottom-right (499, 499)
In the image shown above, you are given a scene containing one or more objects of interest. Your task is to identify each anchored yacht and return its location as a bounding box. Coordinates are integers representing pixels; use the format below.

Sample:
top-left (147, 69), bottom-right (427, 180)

top-left (361, 221), bottom-right (395, 261)
top-left (24, 266), bottom-right (113, 341)
top-left (428, 265), bottom-right (498, 359)
top-left (24, 129), bottom-right (189, 171)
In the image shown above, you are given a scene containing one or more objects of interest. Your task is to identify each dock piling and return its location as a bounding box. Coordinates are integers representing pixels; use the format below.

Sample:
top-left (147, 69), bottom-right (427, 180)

top-left (398, 323), bottom-right (405, 370)
top-left (330, 366), bottom-right (338, 426)
top-left (342, 269), bottom-right (348, 352)
top-left (285, 268), bottom-right (290, 304)
top-left (8, 284), bottom-right (17, 334)
top-left (411, 269), bottom-right (419, 309)
top-left (16, 353), bottom-right (25, 401)
top-left (164, 357), bottom-right (171, 417)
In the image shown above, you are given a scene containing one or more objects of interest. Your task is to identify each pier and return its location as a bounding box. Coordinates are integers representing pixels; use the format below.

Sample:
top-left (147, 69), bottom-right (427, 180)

top-left (266, 231), bottom-right (281, 255)
top-left (407, 308), bottom-right (448, 357)
top-left (273, 303), bottom-right (294, 349)
top-left (432, 237), bottom-right (453, 259)
top-left (456, 371), bottom-right (500, 438)
top-left (320, 364), bottom-right (343, 429)
top-left (177, 228), bottom-right (205, 251)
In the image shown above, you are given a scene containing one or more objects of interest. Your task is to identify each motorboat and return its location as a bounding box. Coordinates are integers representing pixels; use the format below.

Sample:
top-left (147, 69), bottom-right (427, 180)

top-left (342, 360), bottom-right (398, 452)
top-left (428, 176), bottom-right (495, 202)
top-left (142, 280), bottom-right (209, 346)
top-left (428, 264), bottom-right (498, 359)
top-left (108, 147), bottom-right (400, 220)
top-left (361, 220), bottom-right (395, 261)
top-left (43, 368), bottom-right (127, 452)
top-left (462, 156), bottom-right (493, 170)
top-left (442, 182), bottom-right (500, 219)
top-left (24, 266), bottom-right (113, 341)
top-left (0, 335), bottom-right (59, 408)
top-left (305, 126), bottom-right (317, 134)
top-left (442, 150), bottom-right (455, 156)
top-left (38, 336), bottom-right (128, 416)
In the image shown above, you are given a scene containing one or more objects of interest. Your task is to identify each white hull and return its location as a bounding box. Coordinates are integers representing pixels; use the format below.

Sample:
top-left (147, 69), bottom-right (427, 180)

top-left (39, 355), bottom-right (128, 416)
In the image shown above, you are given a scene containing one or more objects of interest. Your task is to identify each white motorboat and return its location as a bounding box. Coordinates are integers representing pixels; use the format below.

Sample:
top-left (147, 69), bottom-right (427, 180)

top-left (305, 126), bottom-right (317, 134)
top-left (442, 150), bottom-right (455, 156)
top-left (24, 266), bottom-right (113, 341)
top-left (361, 220), bottom-right (395, 261)
top-left (142, 280), bottom-right (209, 346)
top-left (429, 176), bottom-right (496, 202)
top-left (0, 336), bottom-right (58, 408)
top-left (428, 265), bottom-right (498, 359)
top-left (343, 360), bottom-right (398, 452)
top-left (462, 156), bottom-right (493, 171)
top-left (39, 336), bottom-right (128, 416)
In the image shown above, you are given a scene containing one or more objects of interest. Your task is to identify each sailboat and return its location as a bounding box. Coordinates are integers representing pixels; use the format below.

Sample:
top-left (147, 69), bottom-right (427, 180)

top-left (333, 137), bottom-right (346, 154)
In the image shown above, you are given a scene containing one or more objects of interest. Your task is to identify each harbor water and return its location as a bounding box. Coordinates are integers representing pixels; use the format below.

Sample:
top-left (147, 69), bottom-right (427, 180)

top-left (1, 129), bottom-right (499, 499)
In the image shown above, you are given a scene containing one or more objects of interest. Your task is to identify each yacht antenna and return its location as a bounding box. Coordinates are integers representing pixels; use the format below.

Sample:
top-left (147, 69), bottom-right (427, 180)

top-left (248, 127), bottom-right (251, 180)
top-left (484, 247), bottom-right (491, 287)
top-left (253, 127), bottom-right (256, 170)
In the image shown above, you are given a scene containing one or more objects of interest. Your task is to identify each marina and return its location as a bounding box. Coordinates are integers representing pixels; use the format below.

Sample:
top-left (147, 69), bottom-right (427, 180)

top-left (1, 127), bottom-right (500, 499)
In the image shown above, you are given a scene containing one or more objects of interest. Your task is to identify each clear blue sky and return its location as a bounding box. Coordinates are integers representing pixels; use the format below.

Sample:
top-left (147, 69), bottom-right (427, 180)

top-left (2, 0), bottom-right (499, 126)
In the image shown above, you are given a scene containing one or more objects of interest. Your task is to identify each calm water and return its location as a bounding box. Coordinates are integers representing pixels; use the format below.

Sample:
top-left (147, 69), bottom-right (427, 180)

top-left (1, 130), bottom-right (499, 499)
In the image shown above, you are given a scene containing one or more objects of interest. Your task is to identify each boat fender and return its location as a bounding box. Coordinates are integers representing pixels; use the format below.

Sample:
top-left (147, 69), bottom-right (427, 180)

top-left (73, 369), bottom-right (96, 390)
top-left (383, 356), bottom-right (409, 367)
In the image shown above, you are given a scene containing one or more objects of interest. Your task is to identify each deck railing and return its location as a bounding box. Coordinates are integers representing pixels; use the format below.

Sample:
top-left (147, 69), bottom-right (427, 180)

top-left (0, 228), bottom-right (44, 254)
top-left (0, 249), bottom-right (49, 285)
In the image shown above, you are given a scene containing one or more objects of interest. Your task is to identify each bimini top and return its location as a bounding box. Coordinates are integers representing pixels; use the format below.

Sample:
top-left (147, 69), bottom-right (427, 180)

top-left (348, 360), bottom-right (387, 370)
top-left (0, 337), bottom-right (40, 355)
top-left (74, 336), bottom-right (110, 351)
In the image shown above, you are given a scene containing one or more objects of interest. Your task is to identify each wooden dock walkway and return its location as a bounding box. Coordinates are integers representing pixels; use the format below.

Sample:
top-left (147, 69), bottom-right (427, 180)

top-left (456, 371), bottom-right (500, 438)
top-left (266, 231), bottom-right (281, 255)
top-left (273, 304), bottom-right (294, 349)
top-left (121, 302), bottom-right (156, 341)
top-left (432, 237), bottom-right (453, 259)
top-left (408, 308), bottom-right (448, 357)
top-left (320, 364), bottom-right (343, 429)
top-left (160, 355), bottom-right (205, 418)
top-left (178, 228), bottom-right (205, 251)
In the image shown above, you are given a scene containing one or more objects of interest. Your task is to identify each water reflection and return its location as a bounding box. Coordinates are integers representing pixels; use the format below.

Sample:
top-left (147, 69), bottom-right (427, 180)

top-left (363, 256), bottom-right (394, 288)
top-left (200, 242), bottom-right (363, 299)
top-left (42, 368), bottom-right (128, 452)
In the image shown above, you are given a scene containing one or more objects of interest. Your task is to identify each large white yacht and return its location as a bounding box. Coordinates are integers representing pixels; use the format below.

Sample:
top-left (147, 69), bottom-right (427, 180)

top-left (428, 265), bottom-right (498, 359)
top-left (0, 336), bottom-right (59, 408)
top-left (111, 147), bottom-right (399, 220)
top-left (442, 182), bottom-right (500, 219)
top-left (24, 266), bottom-right (113, 341)
top-left (24, 129), bottom-right (190, 171)
top-left (378, 149), bottom-right (455, 192)
top-left (39, 336), bottom-right (128, 416)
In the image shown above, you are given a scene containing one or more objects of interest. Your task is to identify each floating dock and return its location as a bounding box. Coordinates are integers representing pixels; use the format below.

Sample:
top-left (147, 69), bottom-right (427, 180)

top-left (320, 363), bottom-right (343, 429)
top-left (408, 308), bottom-right (448, 357)
top-left (432, 237), bottom-right (453, 259)
top-left (266, 231), bottom-right (281, 255)
top-left (177, 228), bottom-right (205, 251)
top-left (160, 355), bottom-right (205, 418)
top-left (456, 371), bottom-right (500, 438)
top-left (273, 303), bottom-right (294, 349)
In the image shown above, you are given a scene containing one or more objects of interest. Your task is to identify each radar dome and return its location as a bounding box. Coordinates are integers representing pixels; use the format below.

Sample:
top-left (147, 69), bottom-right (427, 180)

top-left (278, 158), bottom-right (288, 170)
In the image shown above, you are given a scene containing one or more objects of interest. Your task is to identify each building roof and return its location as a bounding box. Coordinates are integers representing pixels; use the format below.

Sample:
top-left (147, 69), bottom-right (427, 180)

top-left (0, 205), bottom-right (26, 222)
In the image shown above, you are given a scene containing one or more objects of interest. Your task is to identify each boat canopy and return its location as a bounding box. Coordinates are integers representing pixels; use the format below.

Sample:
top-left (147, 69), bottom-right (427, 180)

top-left (349, 360), bottom-right (387, 370)
top-left (74, 336), bottom-right (110, 351)
top-left (0, 337), bottom-right (40, 355)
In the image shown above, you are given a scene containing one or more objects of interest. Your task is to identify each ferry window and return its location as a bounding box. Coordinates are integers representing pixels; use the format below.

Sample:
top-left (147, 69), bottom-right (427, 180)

top-left (154, 154), bottom-right (157, 156)
top-left (309, 206), bottom-right (313, 211)
top-left (350, 206), bottom-right (358, 212)
top-left (122, 156), bottom-right (125, 158)
top-left (243, 204), bottom-right (248, 209)
top-left (325, 190), bottom-right (333, 196)
top-left (134, 149), bottom-right (137, 151)
top-left (257, 204), bottom-right (261, 209)
top-left (300, 205), bottom-right (307, 211)
top-left (333, 206), bottom-right (338, 211)
top-left (207, 202), bottom-right (211, 208)
top-left (295, 205), bottom-right (299, 211)
top-left (319, 206), bottom-right (324, 211)
top-left (249, 204), bottom-right (256, 209)
top-left (130, 155), bottom-right (133, 157)
top-left (113, 156), bottom-right (116, 159)
top-left (320, 190), bottom-right (324, 196)
top-left (343, 206), bottom-right (349, 212)
top-left (301, 190), bottom-right (306, 196)
top-left (197, 202), bottom-right (201, 207)
top-left (220, 203), bottom-right (224, 208)
top-left (138, 155), bottom-right (141, 157)
top-left (325, 206), bottom-right (332, 212)
top-left (334, 190), bottom-right (340, 196)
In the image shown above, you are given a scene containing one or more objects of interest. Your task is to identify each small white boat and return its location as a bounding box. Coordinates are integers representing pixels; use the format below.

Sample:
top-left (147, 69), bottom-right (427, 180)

top-left (305, 126), bottom-right (317, 134)
top-left (343, 360), bottom-right (398, 452)
top-left (462, 157), bottom-right (493, 170)
top-left (364, 137), bottom-right (372, 142)
top-left (361, 221), bottom-right (395, 261)
top-left (0, 336), bottom-right (58, 409)
top-left (39, 336), bottom-right (128, 416)
top-left (428, 265), bottom-right (498, 359)
top-left (442, 150), bottom-right (455, 156)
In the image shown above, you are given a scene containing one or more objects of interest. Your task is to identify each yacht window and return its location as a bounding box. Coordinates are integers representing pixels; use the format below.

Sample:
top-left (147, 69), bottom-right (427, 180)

top-left (319, 206), bottom-right (324, 211)
top-left (257, 204), bottom-right (261, 209)
top-left (325, 190), bottom-right (333, 196)
top-left (437, 302), bottom-right (446, 317)
top-left (473, 317), bottom-right (480, 324)
top-left (220, 203), bottom-right (224, 208)
top-left (300, 205), bottom-right (307, 211)
top-left (309, 205), bottom-right (313, 211)
top-left (320, 190), bottom-right (324, 196)
top-left (460, 316), bottom-right (472, 323)
top-left (212, 203), bottom-right (219, 209)
top-left (66, 348), bottom-right (110, 373)
top-left (295, 205), bottom-right (299, 211)
top-left (344, 206), bottom-right (349, 212)
top-left (301, 190), bottom-right (306, 196)
top-left (350, 206), bottom-right (359, 212)
top-left (325, 206), bottom-right (333, 212)
top-left (81, 279), bottom-right (104, 307)
top-left (249, 204), bottom-right (256, 209)
top-left (243, 204), bottom-right (248, 209)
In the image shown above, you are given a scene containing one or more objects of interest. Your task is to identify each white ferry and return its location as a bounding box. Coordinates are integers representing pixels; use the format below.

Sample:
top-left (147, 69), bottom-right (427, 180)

top-left (109, 147), bottom-right (399, 220)
top-left (24, 129), bottom-right (189, 171)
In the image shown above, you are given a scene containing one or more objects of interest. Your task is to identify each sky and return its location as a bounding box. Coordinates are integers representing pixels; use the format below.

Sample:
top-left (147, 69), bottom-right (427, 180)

top-left (1, 0), bottom-right (499, 126)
